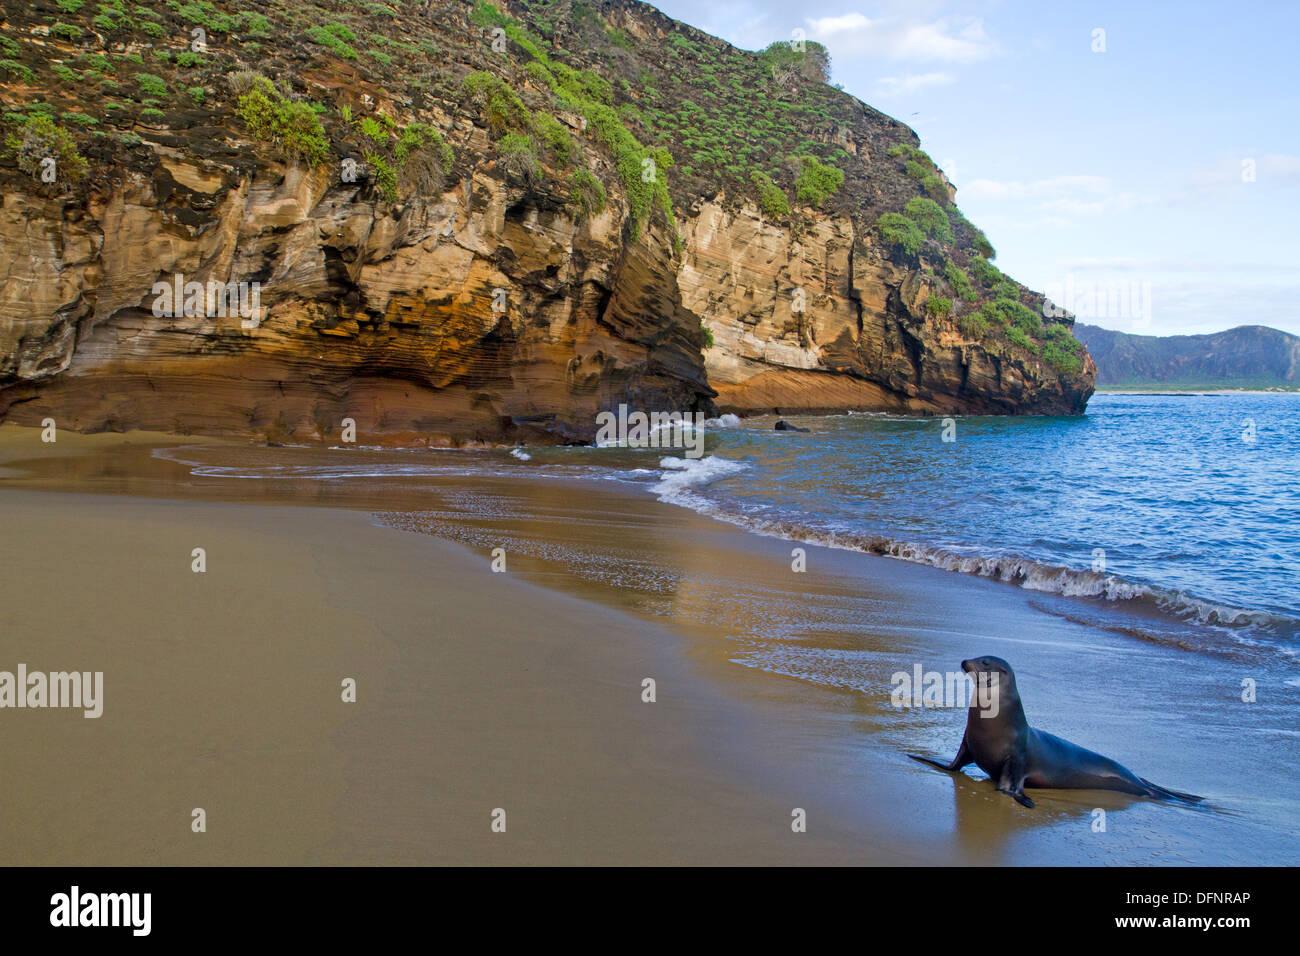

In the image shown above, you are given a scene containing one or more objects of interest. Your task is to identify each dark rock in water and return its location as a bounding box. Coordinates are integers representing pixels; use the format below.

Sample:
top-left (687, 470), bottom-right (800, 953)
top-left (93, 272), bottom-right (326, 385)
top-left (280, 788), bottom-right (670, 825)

top-left (774, 420), bottom-right (809, 432)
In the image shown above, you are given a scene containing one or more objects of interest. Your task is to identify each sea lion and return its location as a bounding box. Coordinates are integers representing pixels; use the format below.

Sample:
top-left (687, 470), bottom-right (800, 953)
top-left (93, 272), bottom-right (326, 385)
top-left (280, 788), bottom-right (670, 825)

top-left (774, 420), bottom-right (808, 432)
top-left (908, 656), bottom-right (1203, 808)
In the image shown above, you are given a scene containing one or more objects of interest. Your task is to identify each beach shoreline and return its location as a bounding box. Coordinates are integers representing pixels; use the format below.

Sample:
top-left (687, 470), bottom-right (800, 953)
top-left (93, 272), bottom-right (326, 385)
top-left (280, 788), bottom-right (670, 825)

top-left (1, 426), bottom-right (1296, 865)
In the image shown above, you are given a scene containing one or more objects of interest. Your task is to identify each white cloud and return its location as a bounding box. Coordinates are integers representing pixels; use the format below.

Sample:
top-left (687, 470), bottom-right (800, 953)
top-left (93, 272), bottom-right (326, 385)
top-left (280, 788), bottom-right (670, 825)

top-left (974, 213), bottom-right (1071, 232)
top-left (1059, 256), bottom-right (1300, 277)
top-left (1034, 193), bottom-right (1156, 216)
top-left (960, 175), bottom-right (1157, 221)
top-left (873, 72), bottom-right (955, 97)
top-left (805, 13), bottom-right (996, 63)
top-left (806, 12), bottom-right (872, 36)
top-left (1186, 153), bottom-right (1300, 192)
top-left (962, 175), bottom-right (1112, 201)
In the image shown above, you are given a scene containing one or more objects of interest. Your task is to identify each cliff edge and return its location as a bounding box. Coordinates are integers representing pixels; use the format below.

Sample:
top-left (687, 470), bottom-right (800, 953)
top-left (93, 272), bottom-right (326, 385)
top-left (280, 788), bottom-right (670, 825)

top-left (0, 0), bottom-right (1095, 446)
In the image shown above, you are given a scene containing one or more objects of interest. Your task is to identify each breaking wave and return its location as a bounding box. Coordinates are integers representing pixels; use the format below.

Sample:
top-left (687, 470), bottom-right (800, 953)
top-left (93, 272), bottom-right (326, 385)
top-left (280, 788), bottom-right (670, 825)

top-left (648, 455), bottom-right (1298, 641)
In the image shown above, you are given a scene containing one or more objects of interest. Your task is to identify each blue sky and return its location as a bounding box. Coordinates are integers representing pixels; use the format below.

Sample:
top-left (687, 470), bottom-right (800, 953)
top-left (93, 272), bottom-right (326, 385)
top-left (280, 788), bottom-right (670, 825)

top-left (649, 0), bottom-right (1300, 336)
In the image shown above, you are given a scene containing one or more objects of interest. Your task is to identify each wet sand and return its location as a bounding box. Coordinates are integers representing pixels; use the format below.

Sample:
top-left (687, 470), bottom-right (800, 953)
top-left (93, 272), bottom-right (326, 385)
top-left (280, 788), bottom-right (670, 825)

top-left (1, 426), bottom-right (1296, 864)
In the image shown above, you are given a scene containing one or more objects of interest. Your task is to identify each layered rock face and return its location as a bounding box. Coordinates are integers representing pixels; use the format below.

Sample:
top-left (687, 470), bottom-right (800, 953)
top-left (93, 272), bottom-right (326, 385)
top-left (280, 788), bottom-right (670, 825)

top-left (0, 142), bottom-right (710, 445)
top-left (679, 200), bottom-right (1093, 415)
top-left (0, 0), bottom-right (1093, 447)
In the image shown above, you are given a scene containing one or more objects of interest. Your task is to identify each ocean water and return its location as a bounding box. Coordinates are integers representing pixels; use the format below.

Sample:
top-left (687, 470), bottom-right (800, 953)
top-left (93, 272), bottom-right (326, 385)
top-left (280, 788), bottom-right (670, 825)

top-left (151, 392), bottom-right (1299, 663)
top-left (513, 392), bottom-right (1300, 659)
top-left (128, 392), bottom-right (1299, 857)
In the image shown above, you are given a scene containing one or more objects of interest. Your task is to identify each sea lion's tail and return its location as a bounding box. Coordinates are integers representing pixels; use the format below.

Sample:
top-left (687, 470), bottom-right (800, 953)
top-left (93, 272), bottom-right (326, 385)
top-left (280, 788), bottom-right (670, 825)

top-left (1139, 778), bottom-right (1204, 802)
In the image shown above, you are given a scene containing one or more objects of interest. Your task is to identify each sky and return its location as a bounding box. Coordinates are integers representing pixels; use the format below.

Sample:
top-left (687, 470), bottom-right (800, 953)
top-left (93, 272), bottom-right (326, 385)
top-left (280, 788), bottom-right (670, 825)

top-left (648, 0), bottom-right (1300, 337)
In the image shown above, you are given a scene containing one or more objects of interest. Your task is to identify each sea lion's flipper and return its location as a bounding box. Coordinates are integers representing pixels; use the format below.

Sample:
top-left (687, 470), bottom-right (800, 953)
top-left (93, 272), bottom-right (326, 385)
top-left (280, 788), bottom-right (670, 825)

top-left (996, 757), bottom-right (1034, 808)
top-left (1139, 777), bottom-right (1204, 802)
top-left (908, 754), bottom-right (956, 772)
top-left (908, 737), bottom-right (972, 773)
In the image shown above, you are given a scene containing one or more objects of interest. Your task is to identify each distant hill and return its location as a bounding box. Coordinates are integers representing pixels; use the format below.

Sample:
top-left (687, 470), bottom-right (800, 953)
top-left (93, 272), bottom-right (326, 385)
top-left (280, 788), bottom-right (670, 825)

top-left (1074, 324), bottom-right (1300, 389)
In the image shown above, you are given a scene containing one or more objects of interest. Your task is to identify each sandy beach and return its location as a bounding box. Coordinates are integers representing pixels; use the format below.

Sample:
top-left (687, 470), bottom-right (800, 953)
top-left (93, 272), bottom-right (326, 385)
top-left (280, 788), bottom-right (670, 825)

top-left (0, 428), bottom-right (887, 864)
top-left (1, 425), bottom-right (1296, 865)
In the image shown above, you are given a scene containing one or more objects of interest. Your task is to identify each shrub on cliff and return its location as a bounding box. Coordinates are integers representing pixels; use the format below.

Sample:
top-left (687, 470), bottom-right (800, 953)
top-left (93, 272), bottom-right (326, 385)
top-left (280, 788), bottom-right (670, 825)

top-left (750, 171), bottom-right (789, 218)
top-left (892, 147), bottom-right (949, 203)
top-left (2, 111), bottom-right (87, 182)
top-left (904, 197), bottom-right (953, 244)
top-left (970, 256), bottom-right (1002, 287)
top-left (943, 262), bottom-right (976, 302)
top-left (534, 113), bottom-right (576, 166)
top-left (525, 60), bottom-right (554, 90)
top-left (235, 79), bottom-right (329, 166)
top-left (136, 73), bottom-right (167, 98)
top-left (947, 208), bottom-right (982, 246)
top-left (1043, 341), bottom-right (1084, 375)
top-left (994, 279), bottom-right (1021, 302)
top-left (875, 213), bottom-right (925, 257)
top-left (176, 1), bottom-right (233, 34)
top-left (364, 151), bottom-right (398, 202)
top-left (394, 123), bottom-right (454, 196)
top-left (358, 116), bottom-right (390, 144)
top-left (470, 1), bottom-right (510, 28)
top-left (959, 311), bottom-right (989, 339)
top-left (1045, 323), bottom-right (1084, 349)
top-left (980, 300), bottom-right (1002, 321)
top-left (461, 71), bottom-right (531, 137)
top-left (794, 155), bottom-right (843, 207)
top-left (889, 143), bottom-right (936, 168)
top-left (480, 10), bottom-right (682, 243)
top-left (925, 296), bottom-right (953, 318)
top-left (1005, 325), bottom-right (1039, 354)
top-left (760, 41), bottom-right (832, 85)
top-left (227, 70), bottom-right (263, 96)
top-left (1043, 324), bottom-right (1085, 373)
top-left (962, 216), bottom-right (996, 258)
top-left (920, 173), bottom-right (949, 202)
top-left (569, 167), bottom-right (606, 217)
top-left (497, 132), bottom-right (539, 184)
top-left (995, 297), bottom-right (1042, 334)
top-left (305, 24), bottom-right (358, 59)
top-left (0, 59), bottom-right (35, 84)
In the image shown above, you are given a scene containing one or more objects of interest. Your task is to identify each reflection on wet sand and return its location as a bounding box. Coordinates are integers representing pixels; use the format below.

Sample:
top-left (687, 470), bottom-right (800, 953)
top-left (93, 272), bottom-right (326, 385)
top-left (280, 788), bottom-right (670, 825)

top-left (1, 427), bottom-right (1295, 864)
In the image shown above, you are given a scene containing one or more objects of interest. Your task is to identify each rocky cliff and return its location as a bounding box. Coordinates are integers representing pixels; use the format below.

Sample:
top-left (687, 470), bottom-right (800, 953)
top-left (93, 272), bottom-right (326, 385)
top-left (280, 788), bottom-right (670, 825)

top-left (0, 0), bottom-right (1094, 447)
top-left (1076, 322), bottom-right (1300, 389)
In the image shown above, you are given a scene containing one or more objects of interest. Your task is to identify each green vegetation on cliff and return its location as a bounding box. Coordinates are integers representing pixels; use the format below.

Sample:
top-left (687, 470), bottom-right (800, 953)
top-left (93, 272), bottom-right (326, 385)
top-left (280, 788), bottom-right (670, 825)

top-left (2, 111), bottom-right (88, 182)
top-left (233, 74), bottom-right (329, 165)
top-left (0, 0), bottom-right (1086, 380)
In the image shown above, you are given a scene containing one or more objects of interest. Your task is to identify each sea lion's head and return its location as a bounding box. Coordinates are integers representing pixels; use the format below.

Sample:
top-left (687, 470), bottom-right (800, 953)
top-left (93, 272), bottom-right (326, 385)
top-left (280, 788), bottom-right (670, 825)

top-left (961, 656), bottom-right (1019, 716)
